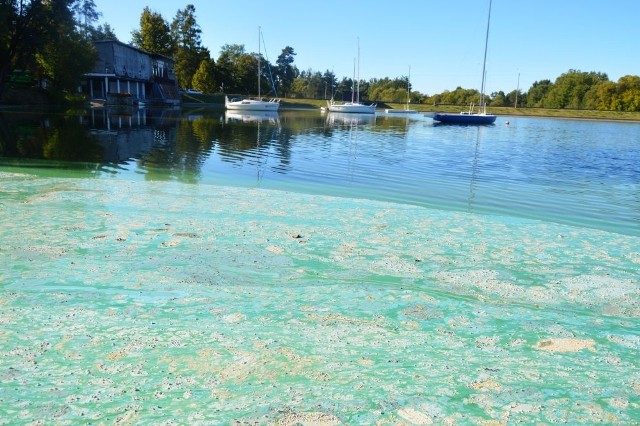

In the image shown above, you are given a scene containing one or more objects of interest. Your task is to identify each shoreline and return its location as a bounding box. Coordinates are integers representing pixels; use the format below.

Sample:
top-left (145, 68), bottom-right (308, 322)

top-left (3, 98), bottom-right (640, 123)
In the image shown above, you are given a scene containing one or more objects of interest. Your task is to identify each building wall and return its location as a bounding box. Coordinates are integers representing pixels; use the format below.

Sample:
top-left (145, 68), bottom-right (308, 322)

top-left (86, 41), bottom-right (179, 105)
top-left (112, 43), bottom-right (152, 80)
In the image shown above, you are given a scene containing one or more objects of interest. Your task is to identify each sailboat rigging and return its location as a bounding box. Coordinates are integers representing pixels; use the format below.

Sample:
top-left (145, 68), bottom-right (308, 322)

top-left (225, 27), bottom-right (280, 111)
top-left (326, 37), bottom-right (376, 114)
top-left (433, 0), bottom-right (497, 125)
top-left (385, 66), bottom-right (418, 114)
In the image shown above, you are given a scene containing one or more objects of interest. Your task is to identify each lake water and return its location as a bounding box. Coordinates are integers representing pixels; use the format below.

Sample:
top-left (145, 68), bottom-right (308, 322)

top-left (1, 107), bottom-right (639, 424)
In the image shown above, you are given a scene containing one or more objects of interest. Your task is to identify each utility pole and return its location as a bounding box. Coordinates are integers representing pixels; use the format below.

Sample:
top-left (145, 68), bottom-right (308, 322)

top-left (515, 72), bottom-right (520, 109)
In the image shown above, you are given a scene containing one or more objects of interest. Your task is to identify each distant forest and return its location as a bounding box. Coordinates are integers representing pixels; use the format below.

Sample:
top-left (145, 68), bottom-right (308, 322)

top-left (2, 1), bottom-right (640, 111)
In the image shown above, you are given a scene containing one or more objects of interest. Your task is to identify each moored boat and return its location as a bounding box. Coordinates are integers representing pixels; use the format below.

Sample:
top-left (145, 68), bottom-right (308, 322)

top-left (225, 26), bottom-right (280, 112)
top-left (326, 38), bottom-right (376, 114)
top-left (432, 0), bottom-right (496, 125)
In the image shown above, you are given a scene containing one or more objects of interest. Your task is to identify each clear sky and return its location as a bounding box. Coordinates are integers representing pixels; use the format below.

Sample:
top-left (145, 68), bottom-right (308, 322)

top-left (93, 0), bottom-right (640, 96)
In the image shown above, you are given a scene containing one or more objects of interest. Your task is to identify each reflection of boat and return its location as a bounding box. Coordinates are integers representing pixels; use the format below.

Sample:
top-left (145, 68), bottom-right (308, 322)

top-left (90, 98), bottom-right (106, 108)
top-left (225, 96), bottom-right (280, 111)
top-left (433, 0), bottom-right (496, 125)
top-left (326, 38), bottom-right (376, 114)
top-left (327, 101), bottom-right (376, 114)
top-left (225, 27), bottom-right (280, 111)
top-left (326, 112), bottom-right (375, 126)
top-left (225, 110), bottom-right (280, 124)
top-left (385, 66), bottom-right (418, 114)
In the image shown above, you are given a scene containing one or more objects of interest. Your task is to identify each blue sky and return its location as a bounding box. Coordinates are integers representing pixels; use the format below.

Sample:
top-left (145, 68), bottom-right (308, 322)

top-left (93, 0), bottom-right (640, 95)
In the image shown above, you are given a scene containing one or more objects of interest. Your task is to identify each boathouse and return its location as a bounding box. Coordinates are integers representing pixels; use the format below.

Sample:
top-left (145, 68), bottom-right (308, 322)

top-left (83, 40), bottom-right (180, 106)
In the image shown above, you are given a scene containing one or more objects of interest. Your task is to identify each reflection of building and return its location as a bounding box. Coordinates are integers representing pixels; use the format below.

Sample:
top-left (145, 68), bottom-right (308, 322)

top-left (82, 40), bottom-right (180, 107)
top-left (86, 107), bottom-right (180, 163)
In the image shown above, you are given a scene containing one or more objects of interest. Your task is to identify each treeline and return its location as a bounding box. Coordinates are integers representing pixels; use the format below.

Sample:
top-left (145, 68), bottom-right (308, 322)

top-left (0, 0), bottom-right (117, 101)
top-left (2, 2), bottom-right (640, 112)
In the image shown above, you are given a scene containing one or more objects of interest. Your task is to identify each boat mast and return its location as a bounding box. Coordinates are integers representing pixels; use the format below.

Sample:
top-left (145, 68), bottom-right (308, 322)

top-left (406, 65), bottom-right (411, 110)
top-left (351, 58), bottom-right (355, 103)
top-left (356, 37), bottom-right (360, 104)
top-left (257, 26), bottom-right (261, 98)
top-left (479, 0), bottom-right (492, 113)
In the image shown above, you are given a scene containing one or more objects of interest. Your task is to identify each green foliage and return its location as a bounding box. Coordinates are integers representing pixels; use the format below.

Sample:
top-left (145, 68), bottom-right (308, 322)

top-left (131, 7), bottom-right (173, 56)
top-left (0, 0), bottom-right (99, 100)
top-left (543, 70), bottom-right (608, 109)
top-left (191, 59), bottom-right (216, 94)
top-left (368, 77), bottom-right (412, 103)
top-left (275, 46), bottom-right (298, 97)
top-left (36, 32), bottom-right (97, 100)
top-left (526, 80), bottom-right (552, 107)
top-left (171, 4), bottom-right (207, 89)
top-left (4, 0), bottom-right (640, 113)
top-left (73, 0), bottom-right (101, 39)
top-left (91, 23), bottom-right (117, 41)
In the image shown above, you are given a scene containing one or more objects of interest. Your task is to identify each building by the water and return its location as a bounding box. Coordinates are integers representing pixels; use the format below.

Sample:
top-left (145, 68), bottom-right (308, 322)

top-left (82, 40), bottom-right (180, 107)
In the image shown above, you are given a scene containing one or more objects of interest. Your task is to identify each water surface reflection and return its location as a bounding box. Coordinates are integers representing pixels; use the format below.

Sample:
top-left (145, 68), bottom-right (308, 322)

top-left (1, 107), bottom-right (638, 235)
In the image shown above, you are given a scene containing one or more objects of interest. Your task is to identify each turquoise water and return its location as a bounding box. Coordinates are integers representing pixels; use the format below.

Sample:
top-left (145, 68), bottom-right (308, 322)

top-left (0, 109), bottom-right (639, 424)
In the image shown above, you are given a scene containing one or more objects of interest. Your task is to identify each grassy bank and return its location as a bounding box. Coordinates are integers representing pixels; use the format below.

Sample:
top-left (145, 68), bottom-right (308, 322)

top-left (280, 97), bottom-right (640, 122)
top-left (143, 93), bottom-right (640, 122)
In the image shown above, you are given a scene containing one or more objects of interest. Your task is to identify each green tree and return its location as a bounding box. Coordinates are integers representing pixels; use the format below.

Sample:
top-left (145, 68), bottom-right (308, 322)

top-left (275, 46), bottom-right (297, 97)
top-left (0, 0), bottom-right (47, 97)
top-left (131, 7), bottom-right (173, 56)
top-left (216, 44), bottom-right (244, 92)
top-left (171, 4), bottom-right (206, 90)
top-left (235, 53), bottom-right (258, 94)
top-left (73, 0), bottom-right (100, 39)
top-left (526, 79), bottom-right (552, 107)
top-left (616, 75), bottom-right (640, 111)
top-left (489, 91), bottom-right (506, 107)
top-left (505, 89), bottom-right (525, 108)
top-left (191, 59), bottom-right (216, 94)
top-left (322, 70), bottom-right (336, 100)
top-left (91, 23), bottom-right (117, 41)
top-left (544, 70), bottom-right (608, 109)
top-left (33, 0), bottom-right (98, 100)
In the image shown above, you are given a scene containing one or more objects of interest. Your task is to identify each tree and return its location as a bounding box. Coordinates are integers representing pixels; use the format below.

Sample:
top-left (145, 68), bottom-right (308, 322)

top-left (235, 53), bottom-right (258, 94)
top-left (322, 70), bottom-right (337, 100)
top-left (0, 0), bottom-right (48, 97)
top-left (216, 44), bottom-right (245, 92)
top-left (191, 59), bottom-right (216, 94)
top-left (35, 0), bottom-right (98, 99)
top-left (73, 0), bottom-right (100, 39)
top-left (544, 70), bottom-right (608, 109)
top-left (131, 7), bottom-right (173, 56)
top-left (526, 79), bottom-right (552, 108)
top-left (489, 91), bottom-right (506, 107)
top-left (275, 46), bottom-right (297, 97)
top-left (171, 4), bottom-right (206, 89)
top-left (91, 23), bottom-right (117, 41)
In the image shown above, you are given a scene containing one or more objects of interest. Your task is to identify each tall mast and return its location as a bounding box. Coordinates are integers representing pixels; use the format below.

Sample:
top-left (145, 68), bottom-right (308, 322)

top-left (479, 0), bottom-right (492, 112)
top-left (351, 58), bottom-right (355, 103)
top-left (407, 65), bottom-right (411, 109)
top-left (356, 37), bottom-right (360, 104)
top-left (257, 26), bottom-right (261, 98)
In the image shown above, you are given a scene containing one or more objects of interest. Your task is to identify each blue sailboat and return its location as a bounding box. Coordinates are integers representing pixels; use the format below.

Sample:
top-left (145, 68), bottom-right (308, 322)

top-left (433, 0), bottom-right (496, 125)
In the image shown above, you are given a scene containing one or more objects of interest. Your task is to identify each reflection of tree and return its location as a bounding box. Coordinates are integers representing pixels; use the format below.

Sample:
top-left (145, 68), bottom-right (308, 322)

top-left (43, 119), bottom-right (104, 162)
top-left (218, 115), bottom-right (287, 176)
top-left (0, 111), bottom-right (103, 163)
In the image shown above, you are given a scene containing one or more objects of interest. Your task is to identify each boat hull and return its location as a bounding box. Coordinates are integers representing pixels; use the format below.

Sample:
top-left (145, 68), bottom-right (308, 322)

top-left (225, 96), bottom-right (280, 111)
top-left (432, 112), bottom-right (496, 125)
top-left (384, 109), bottom-right (418, 114)
top-left (326, 101), bottom-right (376, 114)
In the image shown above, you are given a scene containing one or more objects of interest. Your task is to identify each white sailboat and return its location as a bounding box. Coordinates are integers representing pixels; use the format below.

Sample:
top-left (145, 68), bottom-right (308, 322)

top-left (326, 38), bottom-right (376, 114)
top-left (385, 66), bottom-right (418, 114)
top-left (225, 27), bottom-right (280, 111)
top-left (433, 0), bottom-right (496, 125)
